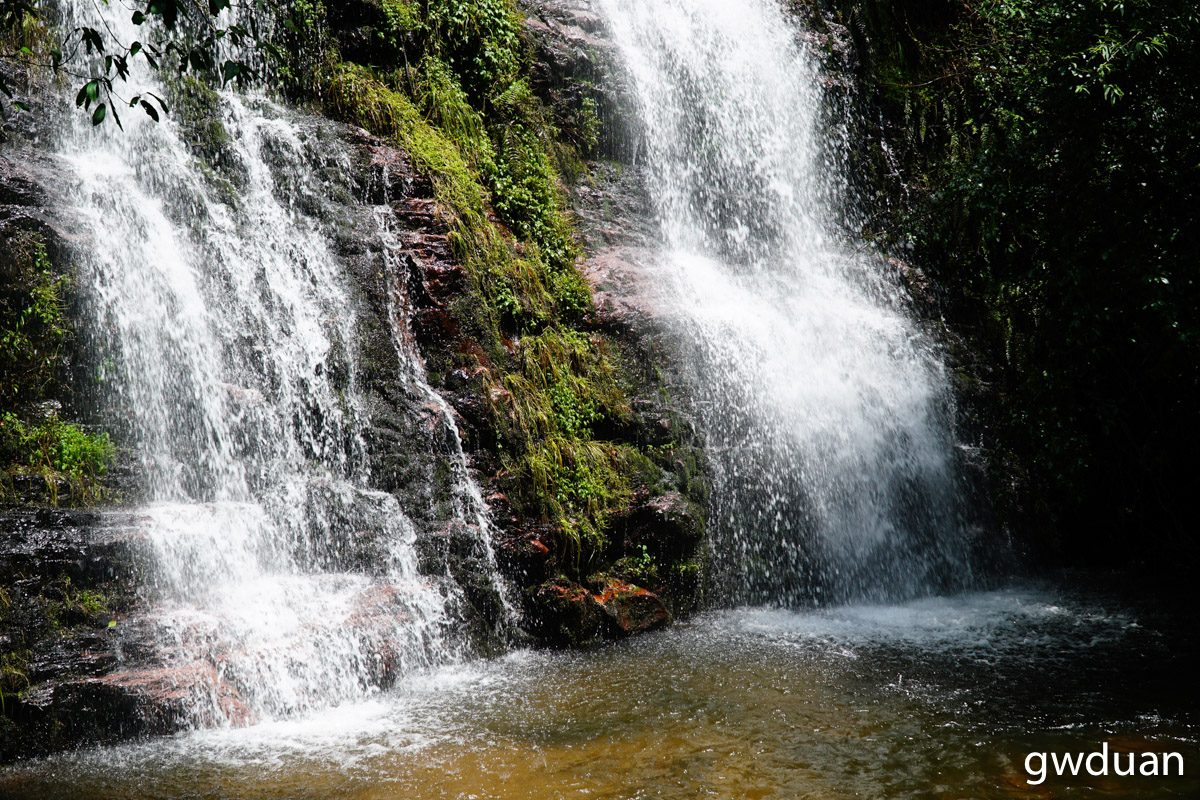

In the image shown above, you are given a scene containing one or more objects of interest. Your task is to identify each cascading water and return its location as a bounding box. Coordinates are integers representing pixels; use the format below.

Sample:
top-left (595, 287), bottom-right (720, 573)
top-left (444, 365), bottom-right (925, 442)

top-left (58, 3), bottom-right (505, 723)
top-left (598, 0), bottom-right (978, 604)
top-left (372, 207), bottom-right (515, 622)
top-left (7, 7), bottom-right (1200, 798)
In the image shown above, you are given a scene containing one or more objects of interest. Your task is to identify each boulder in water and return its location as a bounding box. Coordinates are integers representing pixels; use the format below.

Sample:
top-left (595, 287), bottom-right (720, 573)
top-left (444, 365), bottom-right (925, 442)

top-left (524, 576), bottom-right (671, 645)
top-left (592, 579), bottom-right (671, 634)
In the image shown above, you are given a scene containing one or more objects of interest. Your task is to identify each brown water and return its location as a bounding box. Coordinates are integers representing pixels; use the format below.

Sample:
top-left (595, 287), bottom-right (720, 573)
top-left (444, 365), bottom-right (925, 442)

top-left (3, 582), bottom-right (1196, 799)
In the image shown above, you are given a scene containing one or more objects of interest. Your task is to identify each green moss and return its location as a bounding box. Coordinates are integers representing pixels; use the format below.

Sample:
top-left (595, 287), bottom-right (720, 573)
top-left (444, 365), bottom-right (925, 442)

top-left (517, 329), bottom-right (625, 433)
top-left (165, 74), bottom-right (232, 162)
top-left (414, 55), bottom-right (493, 167)
top-left (0, 239), bottom-right (69, 405)
top-left (0, 649), bottom-right (30, 711)
top-left (321, 65), bottom-right (627, 563)
top-left (44, 577), bottom-right (111, 632)
top-left (485, 79), bottom-right (580, 270)
top-left (518, 437), bottom-right (630, 547)
top-left (302, 1), bottom-right (687, 577)
top-left (1, 234), bottom-right (116, 505)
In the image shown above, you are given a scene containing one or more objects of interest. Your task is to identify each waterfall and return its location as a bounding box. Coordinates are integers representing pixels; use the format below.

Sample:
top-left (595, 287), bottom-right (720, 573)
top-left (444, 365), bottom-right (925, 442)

top-left (58, 3), bottom-right (505, 723)
top-left (597, 0), bottom-right (977, 604)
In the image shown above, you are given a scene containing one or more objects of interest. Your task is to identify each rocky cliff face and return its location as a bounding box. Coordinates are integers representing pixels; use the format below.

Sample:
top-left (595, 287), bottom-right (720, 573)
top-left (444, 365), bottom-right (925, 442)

top-left (1, 0), bottom-right (711, 760)
top-left (0, 112), bottom-right (514, 759)
top-left (512, 0), bottom-right (711, 633)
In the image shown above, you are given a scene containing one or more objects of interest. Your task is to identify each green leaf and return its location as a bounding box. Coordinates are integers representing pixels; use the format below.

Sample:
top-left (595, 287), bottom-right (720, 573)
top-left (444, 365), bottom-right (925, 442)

top-left (130, 41), bottom-right (142, 57)
top-left (12, 101), bottom-right (29, 111)
top-left (146, 92), bottom-right (169, 114)
top-left (81, 27), bottom-right (104, 55)
top-left (140, 99), bottom-right (160, 122)
top-left (92, 104), bottom-right (106, 126)
top-left (131, 10), bottom-right (145, 24)
top-left (222, 60), bottom-right (240, 84)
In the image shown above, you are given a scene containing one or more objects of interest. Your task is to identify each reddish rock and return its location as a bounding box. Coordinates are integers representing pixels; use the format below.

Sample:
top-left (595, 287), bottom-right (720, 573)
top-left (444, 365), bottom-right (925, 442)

top-left (525, 578), bottom-right (607, 645)
top-left (93, 662), bottom-right (253, 732)
top-left (592, 580), bottom-right (672, 634)
top-left (524, 577), bottom-right (671, 645)
top-left (412, 307), bottom-right (458, 347)
top-left (493, 522), bottom-right (557, 584)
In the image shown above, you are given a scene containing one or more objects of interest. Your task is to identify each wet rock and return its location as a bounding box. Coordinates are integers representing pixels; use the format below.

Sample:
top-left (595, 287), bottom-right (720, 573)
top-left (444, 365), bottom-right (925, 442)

top-left (5, 656), bottom-right (255, 753)
top-left (614, 492), bottom-right (703, 564)
top-left (4, 678), bottom-right (147, 758)
top-left (525, 578), bottom-right (608, 645)
top-left (524, 577), bottom-right (671, 644)
top-left (0, 16), bottom-right (713, 761)
top-left (415, 521), bottom-right (507, 641)
top-left (0, 509), bottom-right (143, 598)
top-left (593, 579), bottom-right (671, 634)
top-left (518, 0), bottom-right (640, 160)
top-left (492, 518), bottom-right (556, 585)
top-left (886, 255), bottom-right (941, 318)
top-left (0, 151), bottom-right (94, 288)
top-left (355, 133), bottom-right (418, 205)
top-left (512, 43), bottom-right (713, 635)
top-left (0, 510), bottom-right (153, 761)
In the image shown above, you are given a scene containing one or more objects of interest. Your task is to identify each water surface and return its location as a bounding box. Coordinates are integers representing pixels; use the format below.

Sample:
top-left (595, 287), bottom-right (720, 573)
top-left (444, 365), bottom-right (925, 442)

top-left (5, 582), bottom-right (1195, 799)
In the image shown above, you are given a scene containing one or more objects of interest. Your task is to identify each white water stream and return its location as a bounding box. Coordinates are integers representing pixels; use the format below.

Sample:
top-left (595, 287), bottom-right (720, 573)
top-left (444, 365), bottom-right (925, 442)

top-left (59, 3), bottom-right (504, 724)
top-left (3, 4), bottom-right (1194, 797)
top-left (598, 0), bottom-right (976, 604)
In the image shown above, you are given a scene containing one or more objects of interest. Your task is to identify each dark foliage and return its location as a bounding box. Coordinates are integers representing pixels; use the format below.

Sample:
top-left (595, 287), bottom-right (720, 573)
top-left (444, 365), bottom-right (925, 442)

top-left (846, 0), bottom-right (1199, 568)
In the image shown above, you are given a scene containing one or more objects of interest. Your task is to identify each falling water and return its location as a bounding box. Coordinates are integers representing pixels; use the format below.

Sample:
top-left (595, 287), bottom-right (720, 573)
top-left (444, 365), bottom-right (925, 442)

top-left (58, 3), bottom-right (504, 723)
top-left (598, 0), bottom-right (977, 604)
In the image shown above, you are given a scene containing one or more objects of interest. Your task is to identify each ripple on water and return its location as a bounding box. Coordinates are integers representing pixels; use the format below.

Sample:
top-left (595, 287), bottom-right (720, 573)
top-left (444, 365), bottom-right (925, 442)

top-left (3, 583), bottom-right (1196, 800)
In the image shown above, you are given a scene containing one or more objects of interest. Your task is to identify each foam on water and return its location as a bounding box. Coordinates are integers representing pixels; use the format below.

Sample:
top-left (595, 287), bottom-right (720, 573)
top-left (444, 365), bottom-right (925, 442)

top-left (718, 587), bottom-right (1145, 655)
top-left (7, 584), bottom-right (1193, 800)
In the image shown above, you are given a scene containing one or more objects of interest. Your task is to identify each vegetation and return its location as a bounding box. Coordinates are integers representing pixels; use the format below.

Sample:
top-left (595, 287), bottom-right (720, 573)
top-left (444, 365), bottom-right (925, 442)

top-left (0, 0), bottom-right (274, 126)
top-left (1, 235), bottom-right (114, 503)
top-left (844, 0), bottom-right (1199, 567)
top-left (1, 413), bottom-right (114, 485)
top-left (294, 0), bottom-right (664, 571)
top-left (0, 648), bottom-right (30, 712)
top-left (44, 576), bottom-right (111, 630)
top-left (1, 0), bottom-right (693, 594)
top-left (0, 238), bottom-right (66, 404)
